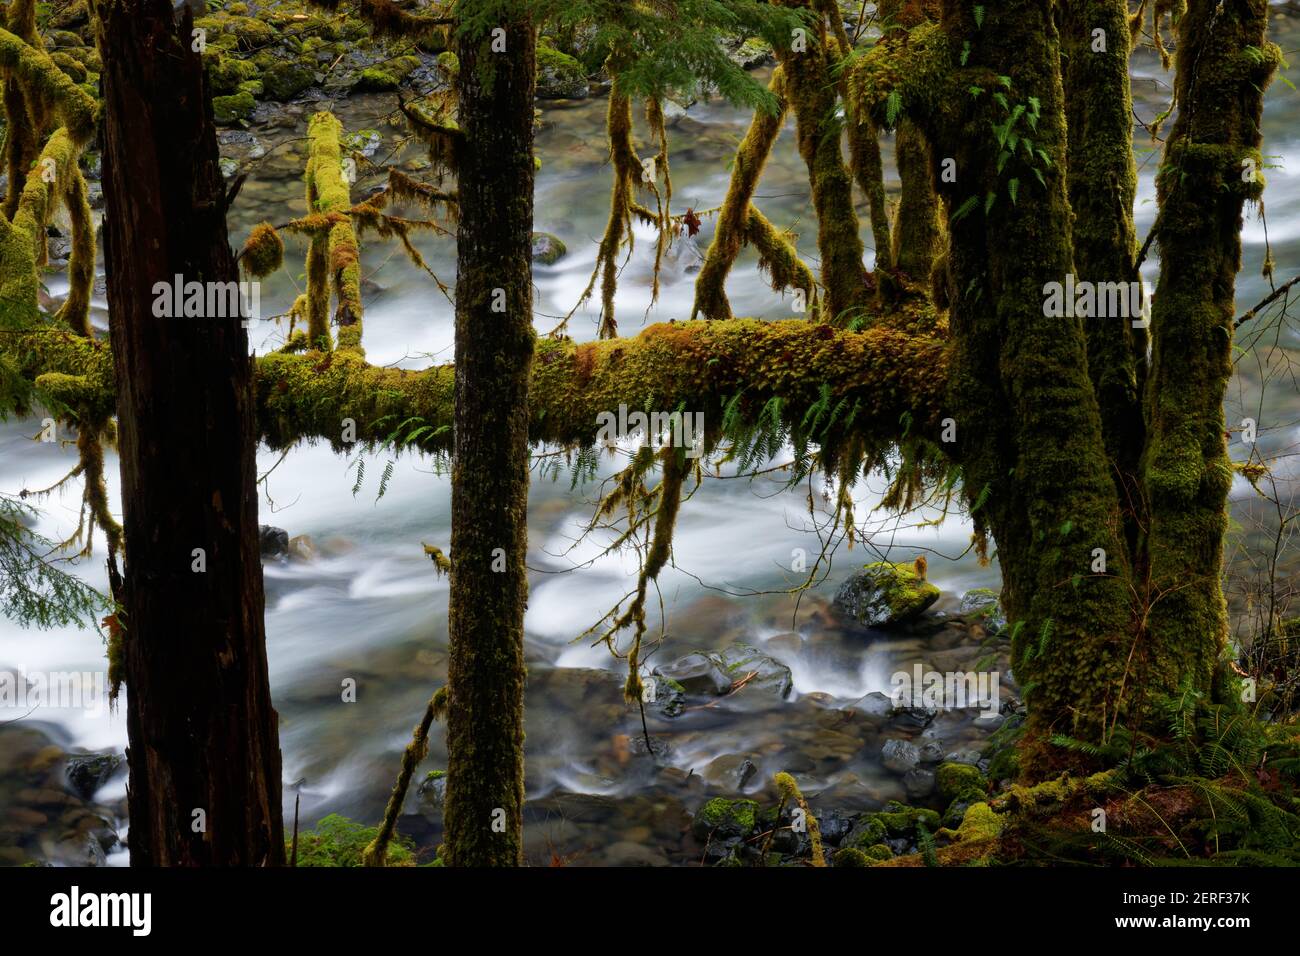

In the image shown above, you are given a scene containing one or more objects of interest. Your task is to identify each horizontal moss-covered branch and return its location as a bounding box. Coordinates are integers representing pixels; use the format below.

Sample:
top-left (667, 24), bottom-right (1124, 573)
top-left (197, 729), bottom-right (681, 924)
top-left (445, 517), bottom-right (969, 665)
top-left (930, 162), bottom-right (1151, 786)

top-left (9, 317), bottom-right (949, 451)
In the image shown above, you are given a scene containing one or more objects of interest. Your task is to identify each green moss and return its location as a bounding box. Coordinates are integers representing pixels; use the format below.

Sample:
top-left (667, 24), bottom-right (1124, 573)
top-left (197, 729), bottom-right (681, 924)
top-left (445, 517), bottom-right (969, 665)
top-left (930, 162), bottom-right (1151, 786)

top-left (241, 222), bottom-right (284, 279)
top-left (262, 60), bottom-right (315, 101)
top-left (353, 54), bottom-right (421, 92)
top-left (48, 50), bottom-right (85, 84)
top-left (206, 54), bottom-right (258, 95)
top-left (864, 842), bottom-right (893, 861)
top-left (699, 797), bottom-right (758, 831)
top-left (833, 847), bottom-right (870, 866)
top-left (212, 91), bottom-right (255, 125)
top-left (935, 762), bottom-right (987, 802)
top-left (293, 813), bottom-right (415, 867)
top-left (536, 42), bottom-right (587, 98)
top-left (954, 802), bottom-right (1002, 842)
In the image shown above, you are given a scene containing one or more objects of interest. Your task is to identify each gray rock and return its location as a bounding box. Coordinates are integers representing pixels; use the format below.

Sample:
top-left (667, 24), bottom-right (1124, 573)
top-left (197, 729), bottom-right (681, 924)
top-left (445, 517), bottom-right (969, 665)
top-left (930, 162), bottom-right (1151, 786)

top-left (653, 653), bottom-right (732, 696)
top-left (857, 691), bottom-right (896, 719)
top-left (881, 738), bottom-right (921, 774)
top-left (959, 588), bottom-right (1007, 632)
top-left (259, 525), bottom-right (289, 558)
top-left (530, 232), bottom-right (568, 265)
top-left (65, 752), bottom-right (124, 801)
top-left (919, 740), bottom-right (946, 764)
top-left (816, 809), bottom-right (857, 846)
top-left (709, 643), bottom-right (793, 703)
top-left (904, 767), bottom-right (936, 800)
top-left (891, 701), bottom-right (938, 728)
top-left (417, 770), bottom-right (447, 808)
top-left (943, 747), bottom-right (983, 766)
top-left (644, 673), bottom-right (686, 717)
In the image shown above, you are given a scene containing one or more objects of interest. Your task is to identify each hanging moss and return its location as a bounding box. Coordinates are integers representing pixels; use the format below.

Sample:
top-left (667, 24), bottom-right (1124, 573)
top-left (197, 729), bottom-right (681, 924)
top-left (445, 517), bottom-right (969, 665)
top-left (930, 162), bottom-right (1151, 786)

top-left (241, 221), bottom-right (285, 279)
top-left (0, 24), bottom-right (98, 335)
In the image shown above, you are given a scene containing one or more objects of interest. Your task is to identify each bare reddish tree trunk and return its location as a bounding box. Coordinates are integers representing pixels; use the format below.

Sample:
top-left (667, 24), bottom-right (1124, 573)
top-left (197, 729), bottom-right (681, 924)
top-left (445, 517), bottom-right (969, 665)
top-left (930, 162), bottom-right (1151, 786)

top-left (93, 0), bottom-right (284, 866)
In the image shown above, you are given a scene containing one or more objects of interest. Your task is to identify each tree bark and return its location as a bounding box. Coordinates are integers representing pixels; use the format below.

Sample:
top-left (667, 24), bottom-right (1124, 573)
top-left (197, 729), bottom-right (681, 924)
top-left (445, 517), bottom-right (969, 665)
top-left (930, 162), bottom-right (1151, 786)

top-left (93, 0), bottom-right (284, 866)
top-left (1140, 0), bottom-right (1278, 698)
top-left (774, 0), bottom-right (871, 324)
top-left (442, 14), bottom-right (536, 867)
top-left (1060, 0), bottom-right (1145, 533)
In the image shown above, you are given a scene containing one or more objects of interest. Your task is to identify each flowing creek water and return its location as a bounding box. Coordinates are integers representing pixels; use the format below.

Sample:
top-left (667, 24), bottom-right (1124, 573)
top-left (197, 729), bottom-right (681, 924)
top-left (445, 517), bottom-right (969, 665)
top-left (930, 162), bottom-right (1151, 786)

top-left (1, 17), bottom-right (1298, 865)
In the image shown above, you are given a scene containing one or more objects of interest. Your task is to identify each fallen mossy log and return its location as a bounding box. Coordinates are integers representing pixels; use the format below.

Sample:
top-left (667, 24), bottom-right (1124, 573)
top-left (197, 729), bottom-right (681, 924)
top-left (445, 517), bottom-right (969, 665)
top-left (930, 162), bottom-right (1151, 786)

top-left (10, 317), bottom-right (950, 453)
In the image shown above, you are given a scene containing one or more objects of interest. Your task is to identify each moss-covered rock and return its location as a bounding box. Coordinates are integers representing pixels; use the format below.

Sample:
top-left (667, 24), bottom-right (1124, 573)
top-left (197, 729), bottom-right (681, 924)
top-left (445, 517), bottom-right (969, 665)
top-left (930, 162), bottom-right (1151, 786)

top-left (212, 91), bottom-right (255, 126)
top-left (353, 54), bottom-right (422, 92)
top-left (692, 797), bottom-right (759, 842)
top-left (959, 587), bottom-right (1006, 632)
top-left (45, 30), bottom-right (83, 50)
top-left (834, 558), bottom-right (940, 627)
top-left (220, 15), bottom-right (277, 51)
top-left (955, 801), bottom-right (1003, 842)
top-left (536, 42), bottom-right (588, 99)
top-left (833, 846), bottom-right (872, 866)
top-left (863, 842), bottom-right (893, 861)
top-left (729, 37), bottom-right (775, 70)
top-left (531, 232), bottom-right (567, 265)
top-left (263, 61), bottom-right (315, 102)
top-left (48, 0), bottom-right (89, 31)
top-left (844, 801), bottom-right (941, 850)
top-left (292, 813), bottom-right (415, 867)
top-left (207, 55), bottom-right (260, 96)
top-left (935, 761), bottom-right (987, 802)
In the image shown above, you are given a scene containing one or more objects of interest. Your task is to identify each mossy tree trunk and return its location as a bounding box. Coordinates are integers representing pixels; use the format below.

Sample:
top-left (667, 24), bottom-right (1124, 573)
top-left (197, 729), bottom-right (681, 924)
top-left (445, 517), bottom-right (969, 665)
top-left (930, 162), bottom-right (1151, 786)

top-left (852, 0), bottom-right (1278, 767)
top-left (930, 0), bottom-right (1133, 757)
top-left (1, 0), bottom-right (41, 222)
top-left (1059, 0), bottom-right (1145, 530)
top-left (93, 0), bottom-right (285, 866)
top-left (1139, 0), bottom-right (1278, 700)
top-left (890, 121), bottom-right (942, 281)
top-left (774, 0), bottom-right (871, 324)
top-left (442, 12), bottom-right (536, 868)
top-left (880, 0), bottom-right (943, 282)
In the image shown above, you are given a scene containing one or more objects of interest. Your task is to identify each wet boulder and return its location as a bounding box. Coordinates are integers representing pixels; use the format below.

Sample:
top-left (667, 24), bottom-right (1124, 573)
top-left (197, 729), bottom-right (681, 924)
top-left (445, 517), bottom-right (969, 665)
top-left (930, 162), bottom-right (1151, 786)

top-left (259, 525), bottom-right (289, 558)
top-left (881, 738), bottom-right (921, 774)
top-left (536, 43), bottom-right (589, 99)
top-left (65, 752), bottom-right (124, 801)
top-left (710, 643), bottom-right (793, 705)
top-left (959, 588), bottom-right (1007, 633)
top-left (834, 558), bottom-right (940, 628)
top-left (531, 232), bottom-right (568, 265)
top-left (652, 653), bottom-right (731, 697)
